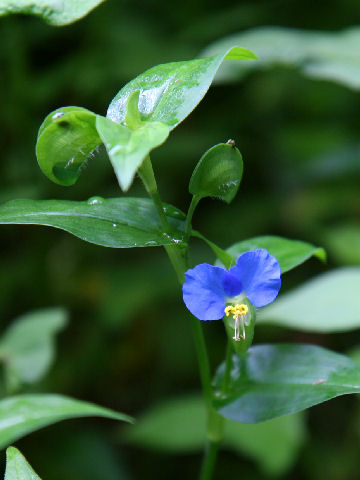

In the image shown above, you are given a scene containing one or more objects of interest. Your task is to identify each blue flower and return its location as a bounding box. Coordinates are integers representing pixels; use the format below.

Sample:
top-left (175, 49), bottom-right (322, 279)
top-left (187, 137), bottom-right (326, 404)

top-left (182, 249), bottom-right (281, 323)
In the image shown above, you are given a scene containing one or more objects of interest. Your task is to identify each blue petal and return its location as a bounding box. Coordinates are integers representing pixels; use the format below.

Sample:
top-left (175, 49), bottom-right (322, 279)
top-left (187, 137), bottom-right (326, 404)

top-left (223, 272), bottom-right (243, 297)
top-left (182, 264), bottom-right (227, 320)
top-left (229, 249), bottom-right (281, 307)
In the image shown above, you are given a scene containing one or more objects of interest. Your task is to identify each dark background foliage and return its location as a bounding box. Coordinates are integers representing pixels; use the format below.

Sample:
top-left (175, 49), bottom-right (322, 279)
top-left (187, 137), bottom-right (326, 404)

top-left (1, 0), bottom-right (360, 478)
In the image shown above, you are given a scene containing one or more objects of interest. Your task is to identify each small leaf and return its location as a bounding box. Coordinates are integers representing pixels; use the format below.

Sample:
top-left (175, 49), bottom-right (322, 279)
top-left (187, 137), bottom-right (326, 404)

top-left (36, 107), bottom-right (101, 186)
top-left (0, 394), bottom-right (133, 449)
top-left (0, 198), bottom-right (185, 248)
top-left (95, 116), bottom-right (169, 191)
top-left (260, 267), bottom-right (360, 332)
top-left (0, 308), bottom-right (68, 390)
top-left (213, 344), bottom-right (360, 423)
top-left (107, 47), bottom-right (256, 130)
top-left (225, 235), bottom-right (325, 273)
top-left (189, 143), bottom-right (243, 203)
top-left (0, 0), bottom-right (105, 26)
top-left (5, 447), bottom-right (41, 480)
top-left (123, 394), bottom-right (305, 476)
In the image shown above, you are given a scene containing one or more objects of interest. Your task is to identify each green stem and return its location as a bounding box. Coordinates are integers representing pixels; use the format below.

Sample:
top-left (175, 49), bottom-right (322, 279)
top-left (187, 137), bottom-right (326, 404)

top-left (199, 441), bottom-right (219, 480)
top-left (138, 156), bottom-right (170, 232)
top-left (139, 154), bottom-right (221, 480)
top-left (185, 195), bottom-right (200, 241)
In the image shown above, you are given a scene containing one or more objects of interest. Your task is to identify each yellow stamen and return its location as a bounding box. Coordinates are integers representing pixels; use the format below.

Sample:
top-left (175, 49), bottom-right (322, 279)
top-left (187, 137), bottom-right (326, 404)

top-left (224, 303), bottom-right (249, 341)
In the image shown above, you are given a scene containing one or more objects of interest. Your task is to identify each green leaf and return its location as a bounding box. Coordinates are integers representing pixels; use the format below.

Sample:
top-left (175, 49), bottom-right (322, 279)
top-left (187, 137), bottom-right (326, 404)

top-left (0, 394), bottom-right (133, 449)
top-left (0, 198), bottom-right (186, 248)
top-left (0, 308), bottom-right (68, 391)
top-left (107, 47), bottom-right (257, 130)
top-left (213, 344), bottom-right (360, 423)
top-left (202, 26), bottom-right (360, 90)
top-left (189, 142), bottom-right (243, 203)
top-left (5, 447), bottom-right (41, 480)
top-left (95, 116), bottom-right (169, 191)
top-left (225, 235), bottom-right (325, 273)
top-left (123, 394), bottom-right (305, 476)
top-left (36, 107), bottom-right (102, 187)
top-left (0, 0), bottom-right (105, 26)
top-left (260, 267), bottom-right (360, 332)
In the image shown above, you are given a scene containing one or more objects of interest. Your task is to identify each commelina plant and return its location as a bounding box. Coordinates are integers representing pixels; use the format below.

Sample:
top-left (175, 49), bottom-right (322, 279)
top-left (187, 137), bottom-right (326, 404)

top-left (2, 42), bottom-right (360, 480)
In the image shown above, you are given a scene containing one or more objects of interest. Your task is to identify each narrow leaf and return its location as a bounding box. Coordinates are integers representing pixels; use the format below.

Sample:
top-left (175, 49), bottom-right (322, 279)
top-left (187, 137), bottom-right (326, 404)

top-left (189, 142), bottom-right (243, 203)
top-left (225, 235), bottom-right (325, 273)
top-left (0, 308), bottom-right (68, 389)
top-left (107, 47), bottom-right (256, 130)
top-left (214, 344), bottom-right (360, 423)
top-left (260, 267), bottom-right (360, 332)
top-left (96, 116), bottom-right (169, 191)
top-left (0, 0), bottom-right (105, 26)
top-left (36, 107), bottom-right (101, 186)
top-left (0, 198), bottom-right (186, 248)
top-left (0, 394), bottom-right (133, 449)
top-left (5, 447), bottom-right (42, 480)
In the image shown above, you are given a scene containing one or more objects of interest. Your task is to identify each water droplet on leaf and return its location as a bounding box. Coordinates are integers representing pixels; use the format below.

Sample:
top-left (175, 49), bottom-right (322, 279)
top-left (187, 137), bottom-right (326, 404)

top-left (87, 196), bottom-right (104, 206)
top-left (52, 112), bottom-right (64, 120)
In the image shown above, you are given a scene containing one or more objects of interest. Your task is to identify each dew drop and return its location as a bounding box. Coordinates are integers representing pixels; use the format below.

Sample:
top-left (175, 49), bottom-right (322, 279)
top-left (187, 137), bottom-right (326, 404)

top-left (87, 196), bottom-right (104, 206)
top-left (52, 112), bottom-right (64, 120)
top-left (145, 240), bottom-right (157, 246)
top-left (112, 223), bottom-right (117, 228)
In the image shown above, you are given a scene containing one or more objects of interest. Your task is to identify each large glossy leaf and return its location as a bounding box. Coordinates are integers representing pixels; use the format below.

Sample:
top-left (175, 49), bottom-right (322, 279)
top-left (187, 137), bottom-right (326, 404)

top-left (260, 267), bottom-right (360, 332)
top-left (107, 46), bottom-right (256, 130)
top-left (189, 142), bottom-right (243, 203)
top-left (0, 394), bottom-right (133, 449)
top-left (0, 198), bottom-right (186, 248)
top-left (225, 236), bottom-right (325, 273)
top-left (123, 394), bottom-right (305, 476)
top-left (96, 116), bottom-right (169, 191)
top-left (5, 447), bottom-right (42, 480)
top-left (202, 26), bottom-right (360, 90)
top-left (0, 0), bottom-right (105, 25)
top-left (0, 308), bottom-right (68, 391)
top-left (36, 107), bottom-right (101, 187)
top-left (213, 344), bottom-right (360, 423)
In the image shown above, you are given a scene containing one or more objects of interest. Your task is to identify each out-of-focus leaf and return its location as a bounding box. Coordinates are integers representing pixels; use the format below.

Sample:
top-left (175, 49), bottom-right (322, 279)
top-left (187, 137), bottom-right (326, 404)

top-left (322, 224), bottom-right (360, 265)
top-left (0, 308), bottom-right (68, 391)
top-left (202, 26), bottom-right (360, 90)
top-left (224, 235), bottom-right (325, 273)
top-left (36, 107), bottom-right (101, 187)
top-left (189, 143), bottom-right (243, 203)
top-left (213, 344), bottom-right (360, 423)
top-left (107, 47), bottom-right (257, 130)
top-left (5, 446), bottom-right (41, 480)
top-left (123, 394), bottom-right (305, 476)
top-left (260, 267), bottom-right (360, 332)
top-left (95, 115), bottom-right (169, 191)
top-left (0, 0), bottom-right (105, 25)
top-left (224, 412), bottom-right (305, 476)
top-left (0, 198), bottom-right (186, 248)
top-left (0, 394), bottom-right (133, 449)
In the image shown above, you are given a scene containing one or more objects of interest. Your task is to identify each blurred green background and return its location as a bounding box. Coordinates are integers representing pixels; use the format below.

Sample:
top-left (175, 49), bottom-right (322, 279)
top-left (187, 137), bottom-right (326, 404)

top-left (1, 0), bottom-right (360, 478)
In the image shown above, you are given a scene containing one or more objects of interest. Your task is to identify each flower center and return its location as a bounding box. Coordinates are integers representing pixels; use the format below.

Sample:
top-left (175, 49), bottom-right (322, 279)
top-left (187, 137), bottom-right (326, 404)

top-left (224, 303), bottom-right (249, 341)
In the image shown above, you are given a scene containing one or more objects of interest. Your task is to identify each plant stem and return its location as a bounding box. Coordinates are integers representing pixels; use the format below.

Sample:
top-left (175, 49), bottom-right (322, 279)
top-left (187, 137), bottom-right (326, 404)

top-left (139, 155), bottom-right (221, 480)
top-left (184, 194), bottom-right (200, 241)
top-left (199, 441), bottom-right (220, 480)
top-left (139, 156), bottom-right (185, 283)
